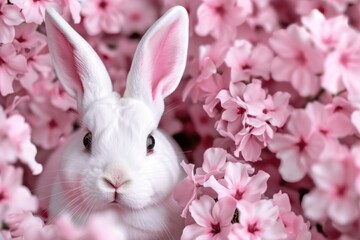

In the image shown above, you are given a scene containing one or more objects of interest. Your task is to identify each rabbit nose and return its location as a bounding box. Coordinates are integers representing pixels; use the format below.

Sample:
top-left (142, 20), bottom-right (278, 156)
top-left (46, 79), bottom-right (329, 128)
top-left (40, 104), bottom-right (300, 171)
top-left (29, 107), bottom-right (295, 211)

top-left (102, 177), bottom-right (130, 189)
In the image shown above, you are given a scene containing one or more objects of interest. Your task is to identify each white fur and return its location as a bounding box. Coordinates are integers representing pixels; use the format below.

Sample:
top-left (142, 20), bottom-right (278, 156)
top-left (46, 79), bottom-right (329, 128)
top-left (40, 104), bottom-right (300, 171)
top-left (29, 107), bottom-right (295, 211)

top-left (37, 6), bottom-right (189, 240)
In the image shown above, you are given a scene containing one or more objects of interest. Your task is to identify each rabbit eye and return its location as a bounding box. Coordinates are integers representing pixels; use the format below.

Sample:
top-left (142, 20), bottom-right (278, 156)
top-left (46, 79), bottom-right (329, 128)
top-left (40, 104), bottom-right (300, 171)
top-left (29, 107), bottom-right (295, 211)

top-left (83, 132), bottom-right (92, 151)
top-left (147, 134), bottom-right (155, 153)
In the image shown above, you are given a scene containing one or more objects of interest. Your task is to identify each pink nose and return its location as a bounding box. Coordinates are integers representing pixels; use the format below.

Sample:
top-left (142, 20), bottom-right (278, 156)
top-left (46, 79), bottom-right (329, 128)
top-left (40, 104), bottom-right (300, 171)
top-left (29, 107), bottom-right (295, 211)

top-left (103, 177), bottom-right (130, 189)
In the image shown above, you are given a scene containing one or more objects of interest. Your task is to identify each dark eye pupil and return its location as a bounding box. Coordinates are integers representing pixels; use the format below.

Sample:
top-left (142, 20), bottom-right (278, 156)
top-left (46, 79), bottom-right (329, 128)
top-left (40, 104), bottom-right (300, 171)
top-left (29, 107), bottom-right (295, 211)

top-left (83, 132), bottom-right (92, 150)
top-left (147, 134), bottom-right (155, 152)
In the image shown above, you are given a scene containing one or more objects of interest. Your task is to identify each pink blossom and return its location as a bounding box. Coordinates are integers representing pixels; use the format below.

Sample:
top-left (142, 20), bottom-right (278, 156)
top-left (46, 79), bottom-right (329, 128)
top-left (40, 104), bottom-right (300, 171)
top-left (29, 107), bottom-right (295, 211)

top-left (18, 45), bottom-right (53, 90)
top-left (13, 23), bottom-right (46, 49)
top-left (183, 40), bottom-right (229, 103)
top-left (263, 91), bottom-right (292, 128)
top-left (268, 109), bottom-right (325, 182)
top-left (0, 107), bottom-right (42, 174)
top-left (189, 104), bottom-right (218, 138)
top-left (351, 110), bottom-right (360, 134)
top-left (295, 0), bottom-right (337, 17)
top-left (5, 210), bottom-right (50, 240)
top-left (57, 212), bottom-right (126, 240)
top-left (204, 162), bottom-right (269, 203)
top-left (272, 192), bottom-right (311, 240)
top-left (50, 81), bottom-right (77, 111)
top-left (326, 96), bottom-right (354, 117)
top-left (225, 40), bottom-right (274, 82)
top-left (216, 81), bottom-right (265, 138)
top-left (121, 0), bottom-right (157, 35)
top-left (174, 161), bottom-right (199, 218)
top-left (6, 210), bottom-right (126, 240)
top-left (182, 195), bottom-right (236, 240)
top-left (215, 80), bottom-right (290, 161)
top-left (195, 0), bottom-right (252, 39)
top-left (60, 0), bottom-right (81, 24)
top-left (323, 0), bottom-right (356, 12)
top-left (301, 10), bottom-right (351, 52)
top-left (0, 44), bottom-right (27, 96)
top-left (245, 0), bottom-right (279, 33)
top-left (302, 160), bottom-right (359, 225)
top-left (0, 165), bottom-right (38, 219)
top-left (174, 148), bottom-right (229, 218)
top-left (0, 2), bottom-right (23, 44)
top-left (196, 147), bottom-right (229, 182)
top-left (270, 24), bottom-right (324, 96)
top-left (322, 30), bottom-right (360, 99)
top-left (81, 0), bottom-right (124, 35)
top-left (24, 99), bottom-right (74, 150)
top-left (229, 200), bottom-right (287, 240)
top-left (306, 101), bottom-right (355, 140)
top-left (10, 0), bottom-right (60, 24)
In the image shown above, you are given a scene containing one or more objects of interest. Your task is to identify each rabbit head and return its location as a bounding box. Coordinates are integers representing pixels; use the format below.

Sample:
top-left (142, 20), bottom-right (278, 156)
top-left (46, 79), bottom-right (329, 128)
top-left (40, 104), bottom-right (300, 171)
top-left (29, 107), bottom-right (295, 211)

top-left (44, 6), bottom-right (188, 214)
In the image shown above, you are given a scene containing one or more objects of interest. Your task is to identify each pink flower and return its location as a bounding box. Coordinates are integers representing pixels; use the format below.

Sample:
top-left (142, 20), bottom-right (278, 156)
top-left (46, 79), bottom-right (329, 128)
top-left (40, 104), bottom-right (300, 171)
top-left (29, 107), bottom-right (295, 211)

top-left (18, 45), bottom-right (53, 90)
top-left (183, 40), bottom-right (229, 103)
top-left (272, 192), bottom-right (311, 240)
top-left (0, 44), bottom-right (27, 96)
top-left (0, 2), bottom-right (23, 44)
top-left (60, 0), bottom-right (81, 24)
top-left (351, 110), bottom-right (360, 134)
top-left (301, 10), bottom-right (351, 52)
top-left (174, 148), bottom-right (229, 218)
top-left (53, 212), bottom-right (126, 240)
top-left (6, 210), bottom-right (126, 240)
top-left (196, 148), bottom-right (229, 181)
top-left (182, 195), bottom-right (236, 240)
top-left (302, 160), bottom-right (359, 225)
top-left (295, 0), bottom-right (337, 17)
top-left (10, 0), bottom-right (60, 24)
top-left (189, 104), bottom-right (218, 138)
top-left (204, 162), bottom-right (269, 203)
top-left (225, 40), bottom-right (274, 82)
top-left (268, 109), bottom-right (325, 182)
top-left (216, 81), bottom-right (265, 140)
top-left (24, 99), bottom-right (74, 150)
top-left (246, 0), bottom-right (279, 33)
top-left (195, 0), bottom-right (252, 39)
top-left (174, 161), bottom-right (199, 218)
top-left (0, 108), bottom-right (42, 175)
top-left (13, 23), bottom-right (46, 49)
top-left (326, 96), bottom-right (354, 117)
top-left (6, 210), bottom-right (47, 240)
top-left (81, 0), bottom-right (124, 35)
top-left (50, 81), bottom-right (77, 111)
top-left (229, 200), bottom-right (287, 240)
top-left (215, 80), bottom-right (290, 161)
top-left (322, 30), bottom-right (360, 99)
top-left (121, 0), bottom-right (157, 35)
top-left (263, 91), bottom-right (292, 128)
top-left (0, 165), bottom-right (38, 219)
top-left (270, 24), bottom-right (324, 96)
top-left (323, 0), bottom-right (356, 12)
top-left (306, 101), bottom-right (355, 140)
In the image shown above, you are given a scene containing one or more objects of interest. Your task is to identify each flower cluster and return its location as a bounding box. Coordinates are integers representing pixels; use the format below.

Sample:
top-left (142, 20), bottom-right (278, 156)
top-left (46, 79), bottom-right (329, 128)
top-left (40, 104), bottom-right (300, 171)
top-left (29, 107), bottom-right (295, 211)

top-left (1, 0), bottom-right (360, 239)
top-left (175, 148), bottom-right (310, 239)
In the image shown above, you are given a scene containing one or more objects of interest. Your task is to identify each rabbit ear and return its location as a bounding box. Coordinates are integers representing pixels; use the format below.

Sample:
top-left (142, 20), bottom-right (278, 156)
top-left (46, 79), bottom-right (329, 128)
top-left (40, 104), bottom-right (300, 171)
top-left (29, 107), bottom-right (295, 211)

top-left (45, 8), bottom-right (112, 111)
top-left (124, 6), bottom-right (189, 122)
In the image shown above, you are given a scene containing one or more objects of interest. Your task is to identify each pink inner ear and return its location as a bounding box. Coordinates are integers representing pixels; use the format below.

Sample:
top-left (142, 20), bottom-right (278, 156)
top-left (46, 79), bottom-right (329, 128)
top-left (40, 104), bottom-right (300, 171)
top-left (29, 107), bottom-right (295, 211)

top-left (52, 23), bottom-right (84, 96)
top-left (149, 20), bottom-right (180, 100)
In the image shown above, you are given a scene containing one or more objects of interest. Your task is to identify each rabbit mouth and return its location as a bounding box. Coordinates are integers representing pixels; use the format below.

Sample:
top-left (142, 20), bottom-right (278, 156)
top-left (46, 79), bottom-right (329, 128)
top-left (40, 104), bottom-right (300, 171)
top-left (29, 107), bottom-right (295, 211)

top-left (110, 191), bottom-right (120, 204)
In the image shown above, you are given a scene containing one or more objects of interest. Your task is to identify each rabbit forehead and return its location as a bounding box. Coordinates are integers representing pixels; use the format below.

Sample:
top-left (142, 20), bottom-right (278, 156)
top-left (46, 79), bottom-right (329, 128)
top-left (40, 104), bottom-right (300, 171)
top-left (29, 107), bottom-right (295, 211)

top-left (83, 96), bottom-right (156, 134)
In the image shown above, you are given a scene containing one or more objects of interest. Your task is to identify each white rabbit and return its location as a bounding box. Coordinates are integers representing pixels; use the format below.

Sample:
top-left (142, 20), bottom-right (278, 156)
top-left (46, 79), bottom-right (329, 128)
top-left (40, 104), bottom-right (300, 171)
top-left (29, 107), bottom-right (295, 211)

top-left (36, 6), bottom-right (189, 240)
